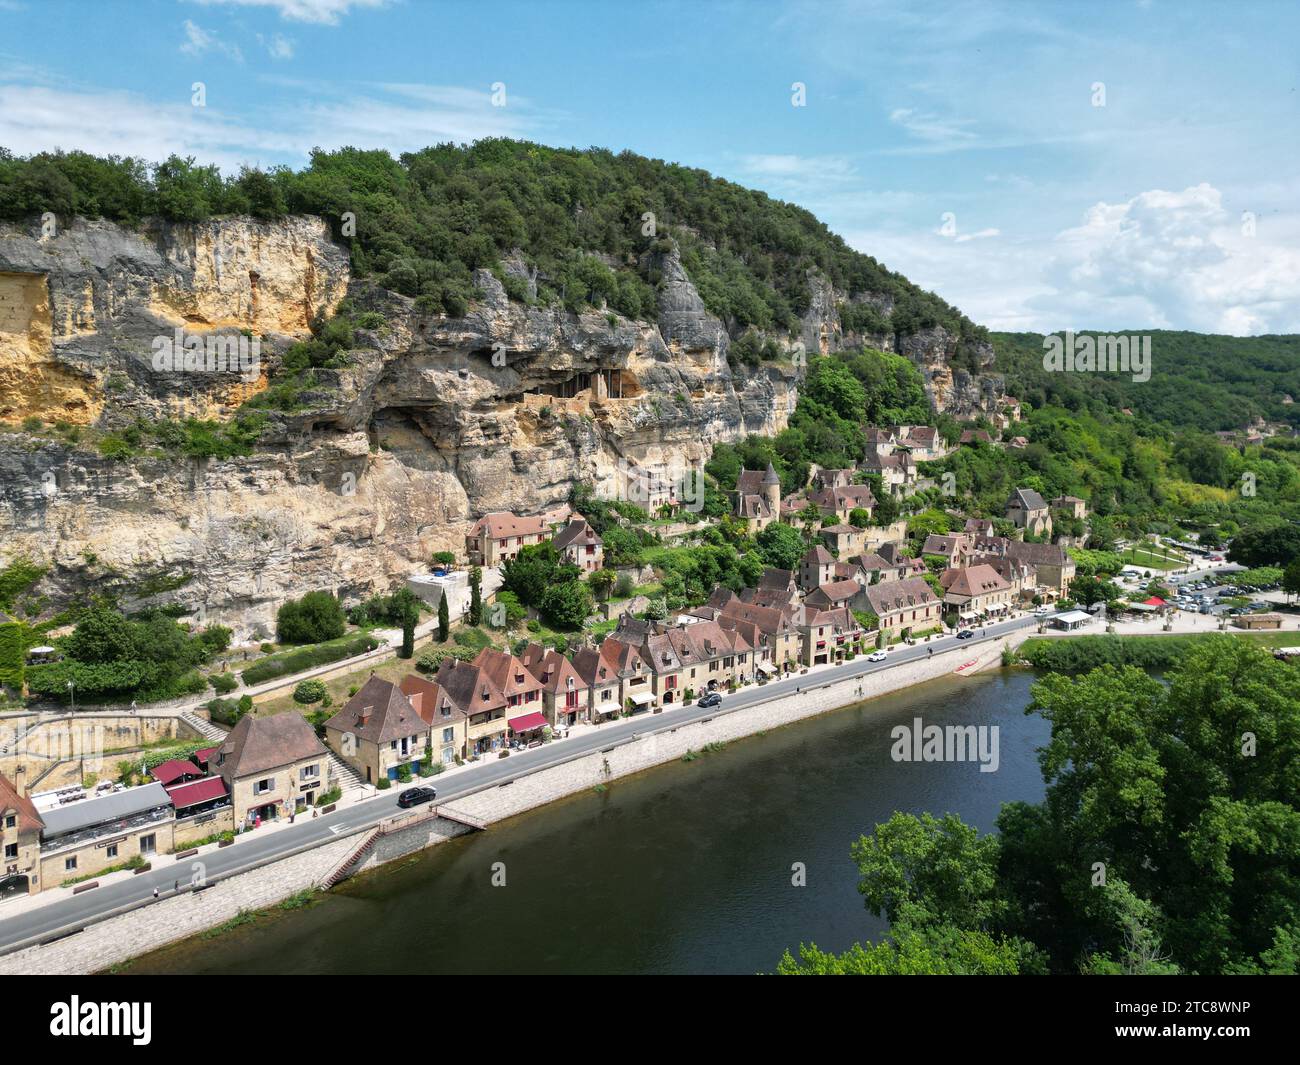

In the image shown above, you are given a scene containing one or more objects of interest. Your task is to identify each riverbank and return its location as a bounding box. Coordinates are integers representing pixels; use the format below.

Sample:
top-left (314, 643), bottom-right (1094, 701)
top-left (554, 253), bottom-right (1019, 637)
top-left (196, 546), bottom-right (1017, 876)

top-left (0, 626), bottom-right (1034, 974)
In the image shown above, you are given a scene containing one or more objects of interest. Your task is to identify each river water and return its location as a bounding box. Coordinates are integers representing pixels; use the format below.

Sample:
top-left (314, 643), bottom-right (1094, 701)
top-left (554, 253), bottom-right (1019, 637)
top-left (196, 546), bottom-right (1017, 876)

top-left (122, 668), bottom-right (1049, 975)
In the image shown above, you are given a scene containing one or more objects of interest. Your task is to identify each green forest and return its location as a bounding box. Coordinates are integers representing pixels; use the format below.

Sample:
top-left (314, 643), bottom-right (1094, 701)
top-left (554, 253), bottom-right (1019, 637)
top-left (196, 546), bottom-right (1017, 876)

top-left (0, 141), bottom-right (983, 342)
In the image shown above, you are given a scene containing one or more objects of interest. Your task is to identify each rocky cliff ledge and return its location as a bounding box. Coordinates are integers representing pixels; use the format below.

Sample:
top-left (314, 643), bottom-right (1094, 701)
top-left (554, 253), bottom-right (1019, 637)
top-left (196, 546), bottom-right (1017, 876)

top-left (0, 216), bottom-right (998, 638)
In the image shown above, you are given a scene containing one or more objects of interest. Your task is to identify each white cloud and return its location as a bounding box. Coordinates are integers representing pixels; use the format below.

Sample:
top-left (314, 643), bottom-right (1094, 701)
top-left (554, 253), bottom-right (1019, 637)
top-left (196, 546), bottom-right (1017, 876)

top-left (180, 20), bottom-right (244, 63)
top-left (888, 107), bottom-right (979, 148)
top-left (1040, 183), bottom-right (1300, 334)
top-left (257, 33), bottom-right (296, 60)
top-left (953, 227), bottom-right (999, 243)
top-left (0, 77), bottom-right (544, 172)
top-left (848, 183), bottom-right (1300, 335)
top-left (188, 0), bottom-right (390, 25)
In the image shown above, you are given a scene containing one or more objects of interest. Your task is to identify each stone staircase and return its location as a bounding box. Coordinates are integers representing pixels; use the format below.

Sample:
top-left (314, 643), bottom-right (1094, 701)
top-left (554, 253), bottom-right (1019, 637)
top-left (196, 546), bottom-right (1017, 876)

top-left (179, 711), bottom-right (226, 742)
top-left (321, 827), bottom-right (379, 888)
top-left (326, 750), bottom-right (369, 799)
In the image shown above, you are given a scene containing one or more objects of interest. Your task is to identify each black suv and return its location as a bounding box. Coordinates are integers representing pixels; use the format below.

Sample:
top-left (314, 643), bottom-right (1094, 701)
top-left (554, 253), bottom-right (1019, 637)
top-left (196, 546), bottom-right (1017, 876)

top-left (697, 691), bottom-right (722, 708)
top-left (397, 786), bottom-right (437, 809)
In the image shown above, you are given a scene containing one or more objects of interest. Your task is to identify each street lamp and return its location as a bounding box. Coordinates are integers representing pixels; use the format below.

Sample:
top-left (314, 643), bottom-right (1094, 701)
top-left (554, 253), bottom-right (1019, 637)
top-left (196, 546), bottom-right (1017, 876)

top-left (66, 679), bottom-right (75, 713)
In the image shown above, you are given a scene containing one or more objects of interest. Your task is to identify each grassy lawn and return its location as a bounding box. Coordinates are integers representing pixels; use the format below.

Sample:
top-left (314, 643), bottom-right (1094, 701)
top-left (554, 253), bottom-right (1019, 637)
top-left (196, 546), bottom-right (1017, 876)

top-left (1122, 547), bottom-right (1189, 570)
top-left (252, 652), bottom-right (418, 718)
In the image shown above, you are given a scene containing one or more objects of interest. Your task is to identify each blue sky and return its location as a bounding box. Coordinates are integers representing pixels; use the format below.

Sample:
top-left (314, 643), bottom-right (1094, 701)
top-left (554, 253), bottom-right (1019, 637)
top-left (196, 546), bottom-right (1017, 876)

top-left (2, 0), bottom-right (1297, 335)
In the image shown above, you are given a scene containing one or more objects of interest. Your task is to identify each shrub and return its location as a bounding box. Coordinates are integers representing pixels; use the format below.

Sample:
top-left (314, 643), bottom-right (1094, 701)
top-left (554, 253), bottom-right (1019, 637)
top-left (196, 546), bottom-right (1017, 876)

top-left (209, 672), bottom-right (238, 695)
top-left (240, 634), bottom-right (378, 686)
top-left (293, 679), bottom-right (328, 704)
top-left (376, 777), bottom-right (391, 790)
top-left (276, 591), bottom-right (346, 644)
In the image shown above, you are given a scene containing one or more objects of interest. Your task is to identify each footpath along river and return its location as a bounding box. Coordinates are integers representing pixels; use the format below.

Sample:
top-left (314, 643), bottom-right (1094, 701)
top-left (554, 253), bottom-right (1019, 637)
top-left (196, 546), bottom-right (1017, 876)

top-left (121, 668), bottom-right (1050, 975)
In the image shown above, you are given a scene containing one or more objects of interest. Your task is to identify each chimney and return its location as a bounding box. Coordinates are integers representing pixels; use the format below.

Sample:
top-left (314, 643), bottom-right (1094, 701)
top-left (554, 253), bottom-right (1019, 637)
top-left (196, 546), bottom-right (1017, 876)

top-left (15, 765), bottom-right (26, 798)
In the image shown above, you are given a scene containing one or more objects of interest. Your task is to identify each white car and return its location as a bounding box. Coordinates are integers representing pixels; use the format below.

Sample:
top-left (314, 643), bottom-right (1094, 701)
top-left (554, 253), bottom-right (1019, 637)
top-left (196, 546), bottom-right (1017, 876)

top-left (1034, 606), bottom-right (1050, 616)
top-left (866, 650), bottom-right (888, 662)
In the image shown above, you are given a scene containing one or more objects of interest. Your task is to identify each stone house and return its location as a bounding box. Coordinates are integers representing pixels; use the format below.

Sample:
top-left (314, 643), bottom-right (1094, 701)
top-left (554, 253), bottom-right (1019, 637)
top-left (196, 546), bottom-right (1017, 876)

top-left (552, 518), bottom-right (604, 573)
top-left (465, 511), bottom-right (550, 567)
top-left (0, 770), bottom-right (41, 896)
top-left (324, 676), bottom-right (431, 785)
top-left (428, 657), bottom-right (510, 756)
top-left (864, 577), bottom-right (943, 638)
top-left (521, 642), bottom-right (590, 727)
top-left (400, 673), bottom-right (469, 765)
top-left (35, 782), bottom-right (175, 889)
top-left (209, 713), bottom-right (331, 827)
top-left (734, 464), bottom-right (782, 533)
top-left (940, 563), bottom-right (1014, 623)
top-left (1006, 488), bottom-right (1053, 538)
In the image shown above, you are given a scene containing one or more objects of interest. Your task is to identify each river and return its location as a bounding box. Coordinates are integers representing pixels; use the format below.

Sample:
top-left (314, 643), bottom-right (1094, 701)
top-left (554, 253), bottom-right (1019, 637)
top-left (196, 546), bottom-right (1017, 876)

top-left (120, 668), bottom-right (1049, 975)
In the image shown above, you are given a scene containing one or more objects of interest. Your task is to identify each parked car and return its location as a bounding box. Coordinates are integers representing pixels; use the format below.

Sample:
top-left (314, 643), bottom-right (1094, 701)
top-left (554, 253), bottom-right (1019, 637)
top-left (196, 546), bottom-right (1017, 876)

top-left (867, 650), bottom-right (888, 662)
top-left (956, 629), bottom-right (975, 640)
top-left (1034, 606), bottom-right (1050, 616)
top-left (397, 786), bottom-right (437, 809)
top-left (697, 691), bottom-right (723, 708)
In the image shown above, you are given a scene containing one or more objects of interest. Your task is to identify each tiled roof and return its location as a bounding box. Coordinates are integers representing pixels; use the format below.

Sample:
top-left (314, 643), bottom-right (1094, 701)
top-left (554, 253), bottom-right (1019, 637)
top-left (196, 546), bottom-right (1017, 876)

top-left (213, 713), bottom-right (327, 782)
top-left (324, 676), bottom-right (427, 744)
top-left (552, 518), bottom-right (602, 551)
top-left (471, 511), bottom-right (549, 539)
top-left (0, 771), bottom-right (42, 834)
top-left (864, 577), bottom-right (938, 615)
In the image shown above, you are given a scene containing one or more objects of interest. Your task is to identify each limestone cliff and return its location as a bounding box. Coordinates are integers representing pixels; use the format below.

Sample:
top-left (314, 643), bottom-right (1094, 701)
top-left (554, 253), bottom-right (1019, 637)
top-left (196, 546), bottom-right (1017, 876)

top-left (0, 216), bottom-right (997, 639)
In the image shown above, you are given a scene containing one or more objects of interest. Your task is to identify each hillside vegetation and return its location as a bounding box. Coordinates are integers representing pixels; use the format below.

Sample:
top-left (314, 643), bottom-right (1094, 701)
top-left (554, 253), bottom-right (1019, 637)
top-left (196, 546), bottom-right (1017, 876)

top-left (0, 142), bottom-right (984, 344)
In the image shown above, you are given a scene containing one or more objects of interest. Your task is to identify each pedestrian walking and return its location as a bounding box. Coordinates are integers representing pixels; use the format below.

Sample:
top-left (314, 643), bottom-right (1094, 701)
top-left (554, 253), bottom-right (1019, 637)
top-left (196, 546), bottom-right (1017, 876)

top-left (174, 879), bottom-right (179, 893)
top-left (152, 886), bottom-right (159, 900)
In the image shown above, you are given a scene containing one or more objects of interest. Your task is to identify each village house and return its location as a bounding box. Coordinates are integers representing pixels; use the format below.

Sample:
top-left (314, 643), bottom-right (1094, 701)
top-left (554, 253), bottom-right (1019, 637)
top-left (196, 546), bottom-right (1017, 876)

top-left (521, 642), bottom-right (591, 727)
top-left (820, 523), bottom-right (866, 556)
top-left (807, 482), bottom-right (876, 524)
top-left (980, 554), bottom-right (1037, 603)
top-left (920, 532), bottom-right (974, 569)
top-left (740, 567), bottom-right (802, 610)
top-left (804, 579), bottom-right (866, 613)
top-left (940, 563), bottom-right (1015, 625)
top-left (864, 576), bottom-right (943, 639)
top-left (1, 770), bottom-right (41, 896)
top-left (552, 517), bottom-right (604, 573)
top-left (975, 538), bottom-right (1076, 600)
top-left (324, 676), bottom-right (431, 785)
top-left (860, 450), bottom-right (917, 495)
top-left (809, 466), bottom-right (855, 491)
top-left (734, 464), bottom-right (782, 533)
top-left (959, 429), bottom-right (993, 445)
top-left (472, 646), bottom-right (552, 741)
top-left (571, 642), bottom-right (628, 721)
top-left (1006, 488), bottom-right (1053, 538)
top-left (798, 605), bottom-right (864, 666)
top-left (209, 713), bottom-right (331, 827)
top-left (1051, 495), bottom-right (1088, 521)
top-left (34, 781), bottom-right (176, 889)
top-left (465, 511), bottom-right (551, 567)
top-left (715, 597), bottom-right (802, 674)
top-left (964, 517), bottom-right (995, 538)
top-left (798, 545), bottom-right (837, 591)
top-left (892, 425), bottom-right (947, 461)
top-left (400, 673), bottom-right (469, 765)
top-left (429, 657), bottom-right (511, 755)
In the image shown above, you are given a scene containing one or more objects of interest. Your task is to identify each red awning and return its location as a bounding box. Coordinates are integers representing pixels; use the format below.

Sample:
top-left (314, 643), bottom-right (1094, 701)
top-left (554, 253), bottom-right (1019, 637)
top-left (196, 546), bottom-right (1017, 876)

top-left (151, 759), bottom-right (202, 785)
top-left (165, 776), bottom-right (228, 809)
top-left (508, 711), bottom-right (548, 733)
top-left (194, 746), bottom-right (218, 764)
top-left (1142, 596), bottom-right (1166, 607)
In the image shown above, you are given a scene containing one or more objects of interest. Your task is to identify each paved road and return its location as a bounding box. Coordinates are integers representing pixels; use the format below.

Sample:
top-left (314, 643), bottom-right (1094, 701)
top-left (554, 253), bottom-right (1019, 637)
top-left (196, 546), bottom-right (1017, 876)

top-left (0, 610), bottom-right (1048, 955)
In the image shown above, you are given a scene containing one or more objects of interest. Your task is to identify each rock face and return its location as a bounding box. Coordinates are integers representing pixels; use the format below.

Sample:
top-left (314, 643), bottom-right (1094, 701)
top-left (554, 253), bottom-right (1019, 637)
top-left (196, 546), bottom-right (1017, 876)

top-left (0, 216), bottom-right (999, 639)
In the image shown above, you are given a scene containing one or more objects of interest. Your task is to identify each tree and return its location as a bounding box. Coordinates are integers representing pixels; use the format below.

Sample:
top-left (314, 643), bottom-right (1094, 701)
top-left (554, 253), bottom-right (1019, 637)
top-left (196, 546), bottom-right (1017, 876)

top-left (588, 568), bottom-right (616, 600)
top-left (436, 592), bottom-right (449, 643)
top-left (756, 522), bottom-right (805, 571)
top-left (277, 591), bottom-right (345, 644)
top-left (1281, 557), bottom-right (1300, 603)
top-left (1229, 522), bottom-right (1300, 568)
top-left (539, 580), bottom-right (592, 631)
top-left (501, 542), bottom-right (560, 608)
top-left (848, 507), bottom-right (871, 529)
top-left (776, 924), bottom-right (1029, 975)
top-left (468, 566), bottom-right (483, 625)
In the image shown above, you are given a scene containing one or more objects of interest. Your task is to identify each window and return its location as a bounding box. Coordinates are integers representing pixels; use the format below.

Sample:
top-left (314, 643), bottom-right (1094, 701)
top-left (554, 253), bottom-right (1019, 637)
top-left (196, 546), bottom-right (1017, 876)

top-left (65, 857), bottom-right (77, 872)
top-left (300, 764), bottom-right (320, 781)
top-left (3, 814), bottom-right (14, 829)
top-left (442, 727), bottom-right (455, 743)
top-left (139, 834), bottom-right (156, 856)
top-left (106, 844), bottom-right (118, 859)
top-left (254, 777), bottom-right (274, 795)
top-left (3, 843), bottom-right (16, 860)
